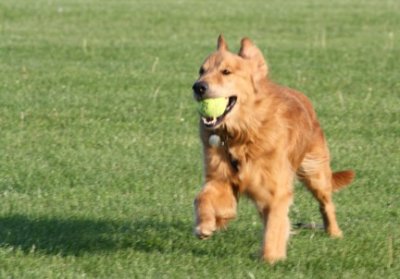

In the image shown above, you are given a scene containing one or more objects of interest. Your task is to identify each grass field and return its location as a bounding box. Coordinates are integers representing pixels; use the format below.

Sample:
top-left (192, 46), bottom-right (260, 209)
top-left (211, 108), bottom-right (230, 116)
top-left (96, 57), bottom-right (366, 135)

top-left (0, 0), bottom-right (399, 277)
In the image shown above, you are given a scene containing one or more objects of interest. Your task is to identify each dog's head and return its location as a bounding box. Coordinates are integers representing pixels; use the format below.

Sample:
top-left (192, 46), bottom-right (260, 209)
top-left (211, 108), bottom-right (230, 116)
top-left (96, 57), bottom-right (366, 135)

top-left (192, 35), bottom-right (268, 130)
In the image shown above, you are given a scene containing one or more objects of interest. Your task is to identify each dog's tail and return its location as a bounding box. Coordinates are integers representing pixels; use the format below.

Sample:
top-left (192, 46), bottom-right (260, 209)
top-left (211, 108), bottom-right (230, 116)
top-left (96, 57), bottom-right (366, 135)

top-left (332, 170), bottom-right (355, 191)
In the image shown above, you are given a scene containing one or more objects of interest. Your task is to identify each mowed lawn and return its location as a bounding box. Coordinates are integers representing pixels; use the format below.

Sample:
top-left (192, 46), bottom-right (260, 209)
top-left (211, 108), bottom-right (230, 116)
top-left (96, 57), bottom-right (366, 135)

top-left (0, 0), bottom-right (399, 278)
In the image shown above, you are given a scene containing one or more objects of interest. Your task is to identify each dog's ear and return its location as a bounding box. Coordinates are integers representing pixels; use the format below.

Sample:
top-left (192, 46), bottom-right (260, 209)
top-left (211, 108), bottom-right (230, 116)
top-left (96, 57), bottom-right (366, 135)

top-left (239, 38), bottom-right (268, 81)
top-left (217, 34), bottom-right (228, 51)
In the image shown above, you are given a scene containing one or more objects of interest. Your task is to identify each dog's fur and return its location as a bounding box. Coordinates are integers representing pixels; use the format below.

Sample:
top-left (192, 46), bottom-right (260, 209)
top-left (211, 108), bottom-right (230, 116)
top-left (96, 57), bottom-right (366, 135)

top-left (192, 36), bottom-right (355, 264)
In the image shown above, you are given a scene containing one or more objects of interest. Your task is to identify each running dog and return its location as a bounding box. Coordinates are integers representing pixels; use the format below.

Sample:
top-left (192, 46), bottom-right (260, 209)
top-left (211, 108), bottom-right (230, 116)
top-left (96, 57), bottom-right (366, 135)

top-left (192, 35), bottom-right (355, 263)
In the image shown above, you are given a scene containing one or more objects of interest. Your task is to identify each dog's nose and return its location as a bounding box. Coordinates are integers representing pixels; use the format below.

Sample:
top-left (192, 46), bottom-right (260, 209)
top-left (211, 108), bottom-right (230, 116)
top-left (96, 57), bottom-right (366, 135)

top-left (192, 81), bottom-right (208, 97)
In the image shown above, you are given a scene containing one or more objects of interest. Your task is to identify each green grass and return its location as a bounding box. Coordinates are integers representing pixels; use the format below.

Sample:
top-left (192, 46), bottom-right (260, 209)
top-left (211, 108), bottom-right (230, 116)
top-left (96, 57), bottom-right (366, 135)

top-left (0, 0), bottom-right (399, 277)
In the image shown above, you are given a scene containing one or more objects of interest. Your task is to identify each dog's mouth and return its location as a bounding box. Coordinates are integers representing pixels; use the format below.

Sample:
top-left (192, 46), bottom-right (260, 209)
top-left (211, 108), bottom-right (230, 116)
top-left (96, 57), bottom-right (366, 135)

top-left (201, 96), bottom-right (237, 128)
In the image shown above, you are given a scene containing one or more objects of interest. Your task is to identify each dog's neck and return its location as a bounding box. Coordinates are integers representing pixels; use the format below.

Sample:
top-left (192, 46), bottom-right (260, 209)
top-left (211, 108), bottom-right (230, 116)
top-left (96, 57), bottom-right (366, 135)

top-left (215, 124), bottom-right (251, 146)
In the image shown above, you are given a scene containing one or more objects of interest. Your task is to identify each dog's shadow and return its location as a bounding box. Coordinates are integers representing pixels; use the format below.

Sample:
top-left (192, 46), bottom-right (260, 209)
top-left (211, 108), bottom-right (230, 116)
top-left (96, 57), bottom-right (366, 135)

top-left (0, 214), bottom-right (202, 256)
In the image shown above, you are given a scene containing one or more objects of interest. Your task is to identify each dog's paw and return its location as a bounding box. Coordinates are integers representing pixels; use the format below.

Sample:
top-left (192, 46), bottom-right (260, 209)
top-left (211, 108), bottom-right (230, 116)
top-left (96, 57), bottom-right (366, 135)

top-left (194, 225), bottom-right (215, 240)
top-left (262, 251), bottom-right (287, 265)
top-left (328, 228), bottom-right (343, 239)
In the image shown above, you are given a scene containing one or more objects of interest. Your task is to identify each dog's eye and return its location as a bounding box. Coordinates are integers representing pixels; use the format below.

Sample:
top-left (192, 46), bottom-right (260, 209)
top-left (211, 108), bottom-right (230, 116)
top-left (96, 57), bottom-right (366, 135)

top-left (221, 69), bottom-right (231, 75)
top-left (199, 67), bottom-right (205, 75)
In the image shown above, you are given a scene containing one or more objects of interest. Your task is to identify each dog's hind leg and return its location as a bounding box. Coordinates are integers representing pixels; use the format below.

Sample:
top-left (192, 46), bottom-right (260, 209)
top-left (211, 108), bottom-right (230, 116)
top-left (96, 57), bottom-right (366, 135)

top-left (194, 181), bottom-right (237, 239)
top-left (297, 154), bottom-right (343, 238)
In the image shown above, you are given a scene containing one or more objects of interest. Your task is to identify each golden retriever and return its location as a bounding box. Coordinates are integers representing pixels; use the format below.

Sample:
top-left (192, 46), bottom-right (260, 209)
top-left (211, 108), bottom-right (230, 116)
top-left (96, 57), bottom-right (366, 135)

top-left (192, 35), bottom-right (355, 263)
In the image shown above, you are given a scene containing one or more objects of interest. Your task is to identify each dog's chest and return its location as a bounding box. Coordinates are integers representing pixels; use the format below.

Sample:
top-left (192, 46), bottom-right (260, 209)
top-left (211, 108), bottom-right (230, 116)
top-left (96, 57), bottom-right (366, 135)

top-left (227, 145), bottom-right (256, 185)
top-left (227, 146), bottom-right (244, 167)
top-left (226, 146), bottom-right (242, 173)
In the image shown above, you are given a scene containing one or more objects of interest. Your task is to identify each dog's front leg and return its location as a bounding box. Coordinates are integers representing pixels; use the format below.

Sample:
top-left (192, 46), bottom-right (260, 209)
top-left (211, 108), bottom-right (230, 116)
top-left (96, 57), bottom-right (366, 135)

top-left (261, 191), bottom-right (293, 264)
top-left (255, 168), bottom-right (294, 264)
top-left (194, 181), bottom-right (237, 239)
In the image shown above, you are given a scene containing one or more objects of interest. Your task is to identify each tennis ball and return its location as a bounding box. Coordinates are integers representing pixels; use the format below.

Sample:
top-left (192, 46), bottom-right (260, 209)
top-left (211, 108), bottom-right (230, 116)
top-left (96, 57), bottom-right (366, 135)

top-left (198, 98), bottom-right (229, 118)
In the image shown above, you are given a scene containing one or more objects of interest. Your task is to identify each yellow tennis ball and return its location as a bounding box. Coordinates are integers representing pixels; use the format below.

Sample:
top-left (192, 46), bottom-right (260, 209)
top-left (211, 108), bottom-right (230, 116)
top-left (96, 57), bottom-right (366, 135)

top-left (198, 98), bottom-right (229, 118)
